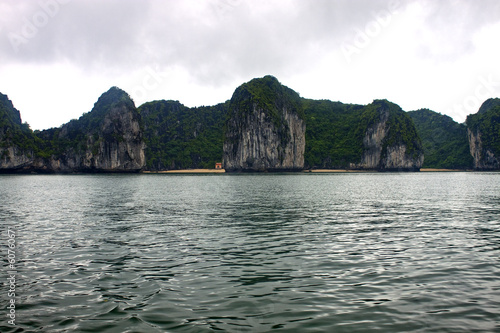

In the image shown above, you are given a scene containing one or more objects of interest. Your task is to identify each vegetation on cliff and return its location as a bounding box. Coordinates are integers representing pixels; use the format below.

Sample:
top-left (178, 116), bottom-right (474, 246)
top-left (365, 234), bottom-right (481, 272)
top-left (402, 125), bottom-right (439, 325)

top-left (231, 75), bottom-right (304, 124)
top-left (223, 76), bottom-right (305, 171)
top-left (1, 76), bottom-right (498, 172)
top-left (377, 100), bottom-right (422, 158)
top-left (0, 93), bottom-right (40, 157)
top-left (304, 99), bottom-right (423, 169)
top-left (408, 109), bottom-right (473, 169)
top-left (1, 87), bottom-right (145, 172)
top-left (303, 99), bottom-right (365, 168)
top-left (139, 100), bottom-right (228, 170)
top-left (466, 98), bottom-right (500, 161)
top-left (35, 87), bottom-right (138, 159)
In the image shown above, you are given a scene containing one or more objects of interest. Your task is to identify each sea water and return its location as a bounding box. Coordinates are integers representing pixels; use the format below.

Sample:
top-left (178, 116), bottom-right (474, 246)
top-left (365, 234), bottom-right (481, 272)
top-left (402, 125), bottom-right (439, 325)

top-left (0, 173), bottom-right (499, 332)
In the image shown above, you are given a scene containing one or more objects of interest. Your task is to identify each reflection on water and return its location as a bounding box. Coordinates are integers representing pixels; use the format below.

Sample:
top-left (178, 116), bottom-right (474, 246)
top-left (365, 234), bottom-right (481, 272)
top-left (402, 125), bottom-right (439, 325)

top-left (1, 173), bottom-right (500, 332)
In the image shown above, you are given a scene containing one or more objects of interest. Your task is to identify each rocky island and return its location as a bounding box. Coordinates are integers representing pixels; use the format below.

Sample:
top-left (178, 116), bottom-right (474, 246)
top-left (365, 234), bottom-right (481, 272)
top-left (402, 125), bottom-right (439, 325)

top-left (0, 88), bottom-right (145, 172)
top-left (0, 75), bottom-right (498, 173)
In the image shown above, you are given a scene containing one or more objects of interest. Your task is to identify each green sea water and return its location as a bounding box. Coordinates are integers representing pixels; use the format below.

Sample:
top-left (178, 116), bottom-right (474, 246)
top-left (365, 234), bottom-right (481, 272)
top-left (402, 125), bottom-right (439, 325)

top-left (1, 173), bottom-right (499, 332)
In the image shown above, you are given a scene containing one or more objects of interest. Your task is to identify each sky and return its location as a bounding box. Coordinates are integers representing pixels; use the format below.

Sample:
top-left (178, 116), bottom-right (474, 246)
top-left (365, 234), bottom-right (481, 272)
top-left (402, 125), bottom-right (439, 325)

top-left (0, 0), bottom-right (499, 130)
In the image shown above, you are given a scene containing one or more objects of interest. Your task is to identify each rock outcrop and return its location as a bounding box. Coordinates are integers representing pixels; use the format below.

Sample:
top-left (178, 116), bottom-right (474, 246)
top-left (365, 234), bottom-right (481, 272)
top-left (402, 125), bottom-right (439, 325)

top-left (0, 87), bottom-right (146, 173)
top-left (466, 98), bottom-right (500, 170)
top-left (223, 76), bottom-right (306, 171)
top-left (351, 100), bottom-right (424, 171)
top-left (36, 87), bottom-right (146, 172)
top-left (0, 93), bottom-right (37, 171)
top-left (467, 129), bottom-right (498, 169)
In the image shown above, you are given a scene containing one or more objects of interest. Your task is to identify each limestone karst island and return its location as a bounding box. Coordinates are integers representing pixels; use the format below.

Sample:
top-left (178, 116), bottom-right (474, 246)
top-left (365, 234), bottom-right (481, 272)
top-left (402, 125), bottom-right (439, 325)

top-left (0, 75), bottom-right (499, 173)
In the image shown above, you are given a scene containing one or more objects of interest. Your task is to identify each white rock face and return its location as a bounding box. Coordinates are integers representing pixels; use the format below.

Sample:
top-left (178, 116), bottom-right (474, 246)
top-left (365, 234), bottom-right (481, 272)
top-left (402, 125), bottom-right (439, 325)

top-left (0, 147), bottom-right (34, 169)
top-left (351, 108), bottom-right (424, 170)
top-left (467, 128), bottom-right (499, 170)
top-left (0, 99), bottom-right (145, 173)
top-left (46, 104), bottom-right (145, 172)
top-left (223, 103), bottom-right (305, 171)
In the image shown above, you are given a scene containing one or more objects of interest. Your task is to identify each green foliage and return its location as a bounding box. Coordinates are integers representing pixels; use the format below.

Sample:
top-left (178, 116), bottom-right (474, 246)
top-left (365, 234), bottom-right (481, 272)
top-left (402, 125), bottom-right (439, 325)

top-left (227, 76), bottom-right (304, 156)
top-left (378, 100), bottom-right (423, 159)
top-left (409, 109), bottom-right (473, 169)
top-left (0, 93), bottom-right (41, 156)
top-left (231, 75), bottom-right (304, 124)
top-left (304, 99), bottom-right (422, 168)
top-left (477, 98), bottom-right (500, 114)
top-left (139, 100), bottom-right (228, 170)
top-left (1, 80), bottom-right (487, 173)
top-left (303, 99), bottom-right (367, 168)
top-left (466, 104), bottom-right (500, 158)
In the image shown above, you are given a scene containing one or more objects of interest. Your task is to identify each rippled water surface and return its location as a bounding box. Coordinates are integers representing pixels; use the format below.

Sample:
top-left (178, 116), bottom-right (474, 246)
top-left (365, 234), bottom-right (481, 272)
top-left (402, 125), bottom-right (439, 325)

top-left (1, 173), bottom-right (500, 332)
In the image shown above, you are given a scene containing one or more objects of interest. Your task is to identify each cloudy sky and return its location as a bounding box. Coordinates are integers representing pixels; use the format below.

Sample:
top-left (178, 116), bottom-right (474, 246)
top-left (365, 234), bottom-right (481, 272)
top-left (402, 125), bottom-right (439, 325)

top-left (0, 0), bottom-right (499, 130)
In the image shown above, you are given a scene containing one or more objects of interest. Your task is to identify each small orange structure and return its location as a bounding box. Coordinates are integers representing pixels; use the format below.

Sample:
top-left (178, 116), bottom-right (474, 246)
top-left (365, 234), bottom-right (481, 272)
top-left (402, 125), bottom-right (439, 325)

top-left (215, 163), bottom-right (223, 169)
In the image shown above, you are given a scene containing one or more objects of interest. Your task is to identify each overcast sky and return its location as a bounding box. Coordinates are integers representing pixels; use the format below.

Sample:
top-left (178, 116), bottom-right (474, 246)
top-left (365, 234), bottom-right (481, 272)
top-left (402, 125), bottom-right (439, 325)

top-left (1, 0), bottom-right (499, 130)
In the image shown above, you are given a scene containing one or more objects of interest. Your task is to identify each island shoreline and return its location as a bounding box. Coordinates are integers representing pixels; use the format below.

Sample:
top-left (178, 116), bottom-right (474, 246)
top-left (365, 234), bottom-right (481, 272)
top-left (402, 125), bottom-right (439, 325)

top-left (140, 168), bottom-right (474, 174)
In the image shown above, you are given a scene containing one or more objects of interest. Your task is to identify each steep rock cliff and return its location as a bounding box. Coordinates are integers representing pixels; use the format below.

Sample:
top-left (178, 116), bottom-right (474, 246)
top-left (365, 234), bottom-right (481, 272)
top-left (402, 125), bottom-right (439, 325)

top-left (351, 100), bottom-right (424, 171)
top-left (0, 87), bottom-right (145, 173)
top-left (36, 87), bottom-right (145, 172)
top-left (304, 99), bottom-right (423, 171)
top-left (223, 76), bottom-right (305, 171)
top-left (0, 93), bottom-right (39, 171)
top-left (466, 98), bottom-right (500, 170)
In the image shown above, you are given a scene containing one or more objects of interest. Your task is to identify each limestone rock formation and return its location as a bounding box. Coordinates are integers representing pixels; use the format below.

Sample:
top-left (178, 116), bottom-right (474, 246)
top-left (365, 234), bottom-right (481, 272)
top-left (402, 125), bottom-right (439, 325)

top-left (351, 100), bottom-right (424, 171)
top-left (0, 87), bottom-right (145, 173)
top-left (467, 129), bottom-right (499, 169)
top-left (36, 87), bottom-right (146, 172)
top-left (466, 98), bottom-right (500, 170)
top-left (0, 93), bottom-right (37, 171)
top-left (223, 76), bottom-right (306, 171)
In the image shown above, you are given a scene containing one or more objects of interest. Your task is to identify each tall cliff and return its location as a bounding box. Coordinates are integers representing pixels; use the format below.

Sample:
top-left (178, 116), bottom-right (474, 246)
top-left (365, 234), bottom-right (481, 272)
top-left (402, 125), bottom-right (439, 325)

top-left (35, 87), bottom-right (145, 172)
top-left (223, 76), bottom-right (306, 172)
top-left (466, 98), bottom-right (500, 170)
top-left (304, 99), bottom-right (424, 170)
top-left (0, 87), bottom-right (145, 173)
top-left (0, 93), bottom-right (39, 170)
top-left (352, 100), bottom-right (424, 170)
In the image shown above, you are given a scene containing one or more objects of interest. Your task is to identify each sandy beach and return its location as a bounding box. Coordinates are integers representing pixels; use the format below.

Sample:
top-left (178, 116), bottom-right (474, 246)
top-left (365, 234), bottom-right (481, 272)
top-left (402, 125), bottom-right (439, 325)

top-left (420, 168), bottom-right (467, 172)
top-left (304, 169), bottom-right (372, 173)
top-left (142, 169), bottom-right (226, 174)
top-left (142, 168), bottom-right (472, 174)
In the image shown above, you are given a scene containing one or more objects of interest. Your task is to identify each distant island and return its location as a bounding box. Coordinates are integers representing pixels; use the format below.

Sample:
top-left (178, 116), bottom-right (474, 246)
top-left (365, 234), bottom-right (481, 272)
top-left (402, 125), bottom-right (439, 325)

top-left (0, 75), bottom-right (499, 173)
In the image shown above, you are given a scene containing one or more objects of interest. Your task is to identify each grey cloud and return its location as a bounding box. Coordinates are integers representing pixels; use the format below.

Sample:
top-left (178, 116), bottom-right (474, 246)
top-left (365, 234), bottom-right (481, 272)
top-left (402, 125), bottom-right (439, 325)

top-left (1, 0), bottom-right (498, 88)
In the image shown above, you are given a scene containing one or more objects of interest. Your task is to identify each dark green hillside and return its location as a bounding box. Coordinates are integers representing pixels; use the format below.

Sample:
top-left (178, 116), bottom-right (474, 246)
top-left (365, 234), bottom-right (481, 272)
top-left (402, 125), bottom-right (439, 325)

top-left (303, 99), bottom-right (365, 168)
top-left (408, 109), bottom-right (472, 169)
top-left (139, 100), bottom-right (228, 170)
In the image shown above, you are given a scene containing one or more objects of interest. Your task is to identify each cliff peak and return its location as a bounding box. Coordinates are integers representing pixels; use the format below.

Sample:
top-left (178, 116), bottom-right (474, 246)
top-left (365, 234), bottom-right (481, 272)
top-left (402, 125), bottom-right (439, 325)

top-left (0, 93), bottom-right (22, 126)
top-left (232, 75), bottom-right (304, 121)
top-left (91, 86), bottom-right (135, 118)
top-left (478, 98), bottom-right (500, 114)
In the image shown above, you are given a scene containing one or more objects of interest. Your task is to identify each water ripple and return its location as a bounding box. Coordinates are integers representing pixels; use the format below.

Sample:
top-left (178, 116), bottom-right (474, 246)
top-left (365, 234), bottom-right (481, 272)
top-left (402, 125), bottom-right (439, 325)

top-left (1, 173), bottom-right (500, 332)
